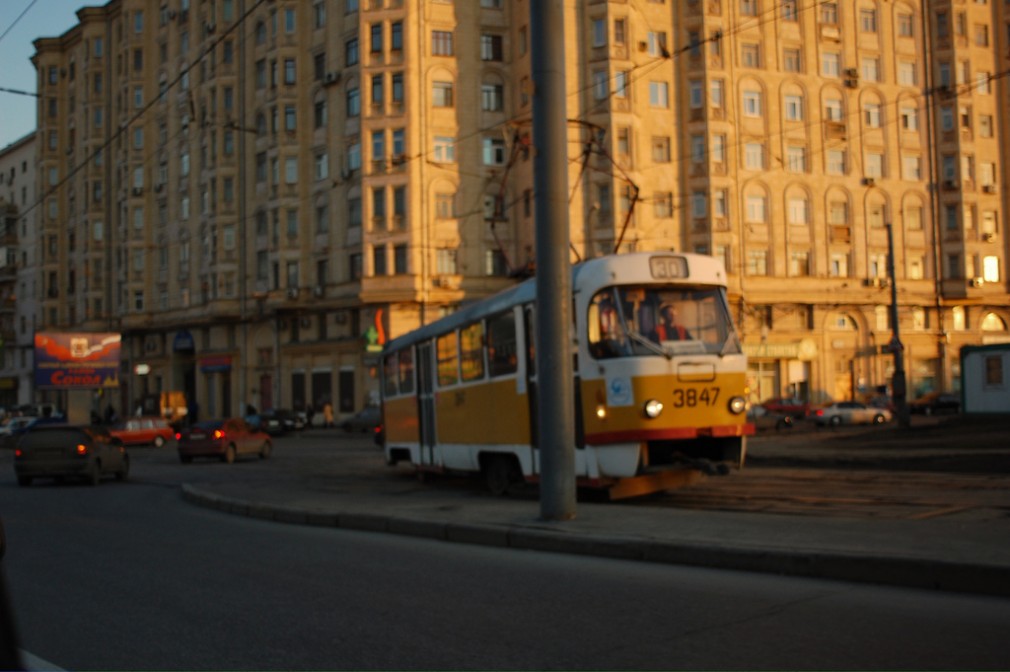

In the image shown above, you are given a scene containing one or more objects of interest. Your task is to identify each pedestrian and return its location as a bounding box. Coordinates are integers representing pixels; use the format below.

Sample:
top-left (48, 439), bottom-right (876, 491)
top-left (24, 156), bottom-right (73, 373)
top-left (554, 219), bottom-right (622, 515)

top-left (323, 400), bottom-right (334, 428)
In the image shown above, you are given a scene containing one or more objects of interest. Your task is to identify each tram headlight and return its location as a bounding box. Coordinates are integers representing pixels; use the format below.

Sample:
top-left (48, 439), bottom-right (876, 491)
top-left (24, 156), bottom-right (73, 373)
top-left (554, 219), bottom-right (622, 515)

top-left (643, 399), bottom-right (664, 419)
top-left (728, 396), bottom-right (747, 415)
top-left (595, 405), bottom-right (607, 420)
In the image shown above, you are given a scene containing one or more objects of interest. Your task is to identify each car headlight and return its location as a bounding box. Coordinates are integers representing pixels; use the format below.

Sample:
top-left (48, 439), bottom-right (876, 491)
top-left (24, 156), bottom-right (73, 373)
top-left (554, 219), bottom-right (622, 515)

top-left (643, 399), bottom-right (664, 419)
top-left (728, 396), bottom-right (747, 415)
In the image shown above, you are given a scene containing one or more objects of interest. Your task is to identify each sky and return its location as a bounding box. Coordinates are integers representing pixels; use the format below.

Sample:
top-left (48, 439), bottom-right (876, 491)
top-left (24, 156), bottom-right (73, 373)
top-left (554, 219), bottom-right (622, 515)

top-left (0, 1), bottom-right (90, 150)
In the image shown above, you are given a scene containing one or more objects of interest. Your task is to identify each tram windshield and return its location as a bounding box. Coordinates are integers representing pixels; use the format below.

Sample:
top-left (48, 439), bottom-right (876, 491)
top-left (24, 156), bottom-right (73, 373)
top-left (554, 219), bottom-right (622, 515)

top-left (587, 285), bottom-right (741, 359)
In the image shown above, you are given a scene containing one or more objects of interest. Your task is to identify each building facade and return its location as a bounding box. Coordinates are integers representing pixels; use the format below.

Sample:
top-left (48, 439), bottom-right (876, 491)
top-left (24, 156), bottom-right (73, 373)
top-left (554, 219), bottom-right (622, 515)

top-left (0, 132), bottom-right (38, 410)
top-left (26, 0), bottom-right (1010, 419)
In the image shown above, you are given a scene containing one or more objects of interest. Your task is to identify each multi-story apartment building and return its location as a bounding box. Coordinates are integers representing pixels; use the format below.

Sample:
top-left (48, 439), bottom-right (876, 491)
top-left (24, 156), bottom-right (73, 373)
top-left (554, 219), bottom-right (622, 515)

top-left (0, 132), bottom-right (38, 410)
top-left (26, 0), bottom-right (1010, 419)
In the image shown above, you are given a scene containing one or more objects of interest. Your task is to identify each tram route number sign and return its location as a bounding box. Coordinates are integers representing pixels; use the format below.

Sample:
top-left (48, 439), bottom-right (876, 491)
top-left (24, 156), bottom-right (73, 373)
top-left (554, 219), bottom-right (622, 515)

top-left (649, 255), bottom-right (688, 279)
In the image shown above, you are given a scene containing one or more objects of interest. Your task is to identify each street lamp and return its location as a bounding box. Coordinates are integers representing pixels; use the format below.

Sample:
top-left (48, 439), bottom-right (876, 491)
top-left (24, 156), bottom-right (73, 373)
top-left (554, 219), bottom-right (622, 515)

top-left (885, 221), bottom-right (910, 428)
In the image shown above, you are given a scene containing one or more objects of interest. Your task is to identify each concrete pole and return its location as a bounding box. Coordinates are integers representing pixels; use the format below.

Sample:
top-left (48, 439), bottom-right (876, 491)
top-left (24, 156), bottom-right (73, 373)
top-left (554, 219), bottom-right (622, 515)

top-left (886, 223), bottom-right (910, 428)
top-left (531, 0), bottom-right (576, 520)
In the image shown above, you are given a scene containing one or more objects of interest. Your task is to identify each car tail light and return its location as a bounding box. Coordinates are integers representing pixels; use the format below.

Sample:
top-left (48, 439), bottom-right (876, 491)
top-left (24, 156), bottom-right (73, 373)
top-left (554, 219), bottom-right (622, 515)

top-left (175, 432), bottom-right (182, 440)
top-left (213, 430), bottom-right (225, 440)
top-left (76, 444), bottom-right (89, 455)
top-left (815, 409), bottom-right (824, 417)
top-left (14, 449), bottom-right (22, 458)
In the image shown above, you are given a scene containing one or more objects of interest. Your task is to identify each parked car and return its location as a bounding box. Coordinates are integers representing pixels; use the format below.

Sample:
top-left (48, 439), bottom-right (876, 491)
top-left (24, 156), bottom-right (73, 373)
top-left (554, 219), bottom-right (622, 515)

top-left (814, 401), bottom-right (892, 427)
top-left (176, 418), bottom-right (272, 464)
top-left (13, 425), bottom-right (129, 486)
top-left (340, 406), bottom-right (382, 434)
top-left (108, 416), bottom-right (175, 447)
top-left (0, 416), bottom-right (66, 450)
top-left (746, 404), bottom-right (794, 432)
top-left (257, 408), bottom-right (306, 435)
top-left (909, 392), bottom-right (961, 415)
top-left (761, 397), bottom-right (811, 419)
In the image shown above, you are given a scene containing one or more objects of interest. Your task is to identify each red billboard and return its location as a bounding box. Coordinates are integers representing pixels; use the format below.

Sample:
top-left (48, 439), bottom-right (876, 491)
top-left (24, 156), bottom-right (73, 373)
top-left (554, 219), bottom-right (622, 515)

top-left (34, 332), bottom-right (121, 389)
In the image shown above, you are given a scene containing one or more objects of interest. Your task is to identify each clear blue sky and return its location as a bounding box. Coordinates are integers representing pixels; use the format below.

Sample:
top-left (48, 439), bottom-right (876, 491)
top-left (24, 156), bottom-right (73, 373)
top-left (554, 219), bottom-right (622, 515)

top-left (0, 1), bottom-right (90, 149)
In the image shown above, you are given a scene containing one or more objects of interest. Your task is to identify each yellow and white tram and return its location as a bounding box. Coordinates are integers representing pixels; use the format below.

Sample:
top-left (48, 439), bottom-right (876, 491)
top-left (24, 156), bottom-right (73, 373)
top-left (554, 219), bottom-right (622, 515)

top-left (379, 252), bottom-right (753, 499)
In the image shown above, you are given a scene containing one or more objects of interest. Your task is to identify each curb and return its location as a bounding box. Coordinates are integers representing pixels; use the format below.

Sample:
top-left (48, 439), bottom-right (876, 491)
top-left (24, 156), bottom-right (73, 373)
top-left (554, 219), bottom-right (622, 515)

top-left (180, 484), bottom-right (1010, 598)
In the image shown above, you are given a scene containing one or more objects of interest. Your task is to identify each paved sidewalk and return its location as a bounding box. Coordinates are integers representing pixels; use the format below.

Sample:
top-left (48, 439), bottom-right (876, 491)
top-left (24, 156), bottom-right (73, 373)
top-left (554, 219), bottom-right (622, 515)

top-left (180, 424), bottom-right (1010, 599)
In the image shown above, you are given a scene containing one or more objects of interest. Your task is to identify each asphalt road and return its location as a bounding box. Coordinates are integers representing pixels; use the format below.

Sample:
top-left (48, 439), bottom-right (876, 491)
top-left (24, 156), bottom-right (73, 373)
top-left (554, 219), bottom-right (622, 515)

top-left (2, 434), bottom-right (1009, 670)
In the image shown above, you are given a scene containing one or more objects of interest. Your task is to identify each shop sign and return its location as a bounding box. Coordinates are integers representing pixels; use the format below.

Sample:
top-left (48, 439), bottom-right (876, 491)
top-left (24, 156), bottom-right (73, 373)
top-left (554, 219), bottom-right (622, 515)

top-left (743, 338), bottom-right (818, 361)
top-left (199, 355), bottom-right (232, 373)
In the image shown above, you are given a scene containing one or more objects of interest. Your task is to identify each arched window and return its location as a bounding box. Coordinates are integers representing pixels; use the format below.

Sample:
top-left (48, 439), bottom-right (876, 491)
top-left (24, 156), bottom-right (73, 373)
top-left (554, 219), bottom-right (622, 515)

top-left (981, 313), bottom-right (1007, 331)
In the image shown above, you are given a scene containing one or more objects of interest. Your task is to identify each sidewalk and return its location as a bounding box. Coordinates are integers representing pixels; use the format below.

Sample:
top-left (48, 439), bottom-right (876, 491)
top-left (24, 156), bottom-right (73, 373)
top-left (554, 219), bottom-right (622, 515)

top-left (181, 424), bottom-right (1010, 599)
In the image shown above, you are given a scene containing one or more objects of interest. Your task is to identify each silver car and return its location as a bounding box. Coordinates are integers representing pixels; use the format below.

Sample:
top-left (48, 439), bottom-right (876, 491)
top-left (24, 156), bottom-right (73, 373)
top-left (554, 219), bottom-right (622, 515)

top-left (814, 401), bottom-right (892, 426)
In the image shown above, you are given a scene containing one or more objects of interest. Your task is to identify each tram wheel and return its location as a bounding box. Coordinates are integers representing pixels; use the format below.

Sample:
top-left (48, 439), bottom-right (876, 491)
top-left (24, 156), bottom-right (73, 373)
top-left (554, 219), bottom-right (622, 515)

top-left (484, 455), bottom-right (521, 496)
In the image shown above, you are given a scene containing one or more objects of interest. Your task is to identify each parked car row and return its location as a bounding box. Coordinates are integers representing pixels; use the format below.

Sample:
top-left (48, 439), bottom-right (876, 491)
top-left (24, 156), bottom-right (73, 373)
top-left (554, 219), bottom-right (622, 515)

top-left (749, 390), bottom-right (962, 431)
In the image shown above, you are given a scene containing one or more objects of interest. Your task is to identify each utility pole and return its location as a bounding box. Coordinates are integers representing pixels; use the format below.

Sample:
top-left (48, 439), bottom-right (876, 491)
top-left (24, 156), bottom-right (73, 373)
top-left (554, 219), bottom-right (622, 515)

top-left (886, 222), bottom-right (910, 428)
top-left (531, 0), bottom-right (576, 520)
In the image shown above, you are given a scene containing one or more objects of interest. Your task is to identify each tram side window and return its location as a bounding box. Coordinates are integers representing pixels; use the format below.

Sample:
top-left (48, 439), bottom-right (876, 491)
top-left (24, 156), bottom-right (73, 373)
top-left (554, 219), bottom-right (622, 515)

top-left (383, 353), bottom-right (399, 397)
top-left (460, 322), bottom-right (485, 382)
top-left (436, 332), bottom-right (458, 387)
top-left (398, 348), bottom-right (414, 394)
top-left (487, 311), bottom-right (517, 377)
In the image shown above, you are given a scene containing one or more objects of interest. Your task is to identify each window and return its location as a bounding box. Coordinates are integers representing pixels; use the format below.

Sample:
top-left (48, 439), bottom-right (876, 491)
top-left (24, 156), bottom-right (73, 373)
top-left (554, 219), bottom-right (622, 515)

top-left (284, 58), bottom-right (296, 85)
top-left (436, 193), bottom-right (455, 219)
top-left (654, 192), bottom-right (674, 218)
top-left (897, 13), bottom-right (914, 37)
top-left (900, 106), bottom-right (919, 131)
top-left (822, 52), bottom-right (840, 78)
top-left (433, 81), bottom-right (454, 107)
top-left (346, 38), bottom-right (359, 66)
top-left (783, 48), bottom-right (801, 72)
top-left (784, 94), bottom-right (803, 120)
top-left (742, 90), bottom-right (762, 116)
top-left (371, 23), bottom-right (383, 52)
top-left (747, 249), bottom-right (768, 276)
top-left (862, 57), bottom-right (880, 82)
top-left (788, 197), bottom-right (809, 225)
top-left (394, 244), bottom-right (408, 275)
top-left (347, 87), bottom-right (360, 116)
top-left (745, 195), bottom-right (766, 223)
top-left (481, 83), bottom-right (504, 111)
top-left (790, 251), bottom-right (810, 276)
top-left (651, 136), bottom-right (671, 163)
top-left (744, 142), bottom-right (764, 170)
top-left (786, 146), bottom-right (806, 173)
top-left (434, 136), bottom-right (456, 162)
top-left (483, 138), bottom-right (506, 165)
top-left (865, 102), bottom-right (882, 128)
top-left (372, 245), bottom-right (387, 276)
top-left (481, 34), bottom-right (503, 61)
top-left (827, 150), bottom-right (846, 175)
top-left (391, 22), bottom-right (403, 50)
top-left (437, 332), bottom-right (459, 387)
top-left (741, 43), bottom-right (760, 68)
top-left (649, 81), bottom-right (669, 107)
top-left (860, 8), bottom-right (878, 32)
top-left (865, 152), bottom-right (884, 178)
top-left (432, 30), bottom-right (453, 56)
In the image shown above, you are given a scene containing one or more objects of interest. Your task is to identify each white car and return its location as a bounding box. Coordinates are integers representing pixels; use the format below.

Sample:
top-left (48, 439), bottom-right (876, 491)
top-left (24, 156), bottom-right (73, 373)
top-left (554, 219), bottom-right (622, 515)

top-left (814, 402), bottom-right (892, 426)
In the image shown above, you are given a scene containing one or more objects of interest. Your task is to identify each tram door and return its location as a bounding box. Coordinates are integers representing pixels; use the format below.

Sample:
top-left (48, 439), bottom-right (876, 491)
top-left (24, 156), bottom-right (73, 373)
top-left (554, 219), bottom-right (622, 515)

top-left (416, 342), bottom-right (437, 466)
top-left (523, 306), bottom-right (539, 472)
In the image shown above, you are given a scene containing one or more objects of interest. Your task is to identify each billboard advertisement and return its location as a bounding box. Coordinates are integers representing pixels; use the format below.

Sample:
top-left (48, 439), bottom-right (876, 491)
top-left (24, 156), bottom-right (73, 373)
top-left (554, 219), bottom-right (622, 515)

top-left (34, 332), bottom-right (121, 389)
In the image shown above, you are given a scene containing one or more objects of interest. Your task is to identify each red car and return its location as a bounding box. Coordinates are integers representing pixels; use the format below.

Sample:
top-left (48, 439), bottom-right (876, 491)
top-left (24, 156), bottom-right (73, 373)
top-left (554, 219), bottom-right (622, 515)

top-left (108, 416), bottom-right (174, 447)
top-left (176, 418), bottom-right (272, 464)
top-left (761, 397), bottom-right (811, 419)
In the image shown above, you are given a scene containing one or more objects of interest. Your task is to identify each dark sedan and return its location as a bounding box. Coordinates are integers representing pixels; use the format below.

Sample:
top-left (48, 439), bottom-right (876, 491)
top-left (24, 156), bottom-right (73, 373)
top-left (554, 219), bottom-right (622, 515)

top-left (909, 392), bottom-right (961, 415)
top-left (13, 425), bottom-right (129, 486)
top-left (257, 409), bottom-right (306, 435)
top-left (340, 406), bottom-right (382, 434)
top-left (177, 419), bottom-right (272, 464)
